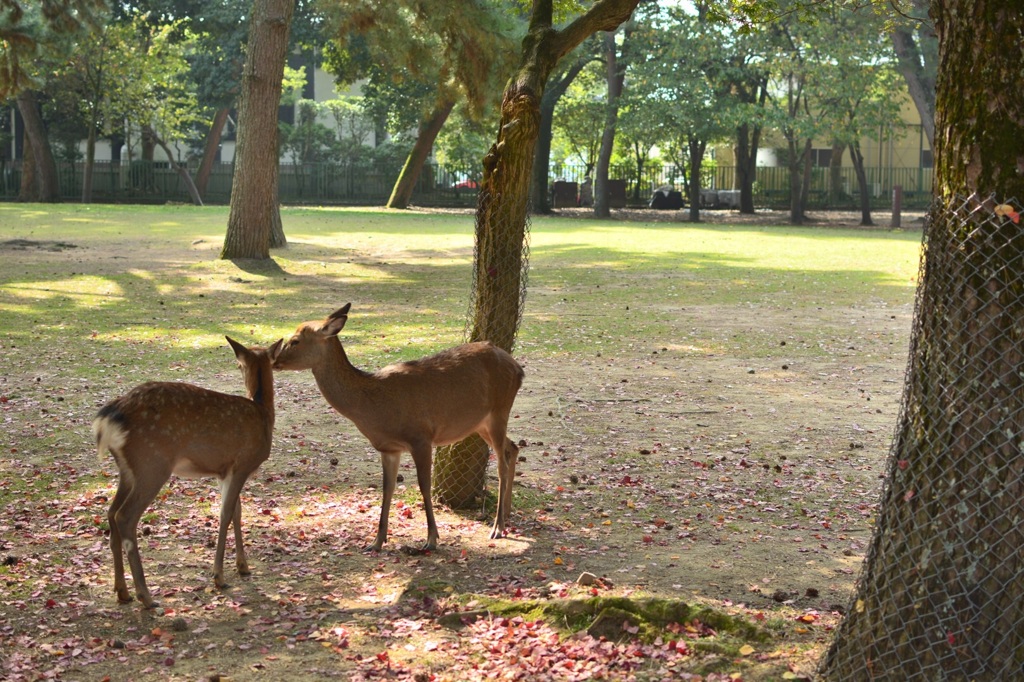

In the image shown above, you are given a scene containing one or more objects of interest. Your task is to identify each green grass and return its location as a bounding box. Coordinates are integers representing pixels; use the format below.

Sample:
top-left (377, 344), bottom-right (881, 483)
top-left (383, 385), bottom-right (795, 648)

top-left (0, 204), bottom-right (920, 360)
top-left (0, 201), bottom-right (920, 510)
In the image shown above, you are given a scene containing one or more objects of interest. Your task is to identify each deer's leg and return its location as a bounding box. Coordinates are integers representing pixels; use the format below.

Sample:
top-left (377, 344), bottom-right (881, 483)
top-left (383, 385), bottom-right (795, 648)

top-left (231, 489), bottom-right (250, 576)
top-left (367, 451), bottom-right (401, 552)
top-left (485, 421), bottom-right (517, 540)
top-left (499, 437), bottom-right (520, 532)
top-left (107, 476), bottom-right (133, 603)
top-left (113, 473), bottom-right (167, 609)
top-left (215, 473), bottom-right (247, 588)
top-left (410, 442), bottom-right (438, 552)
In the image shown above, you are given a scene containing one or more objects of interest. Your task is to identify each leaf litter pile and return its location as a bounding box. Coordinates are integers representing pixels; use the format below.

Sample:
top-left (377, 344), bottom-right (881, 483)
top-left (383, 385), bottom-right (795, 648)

top-left (0, 212), bottom-right (918, 681)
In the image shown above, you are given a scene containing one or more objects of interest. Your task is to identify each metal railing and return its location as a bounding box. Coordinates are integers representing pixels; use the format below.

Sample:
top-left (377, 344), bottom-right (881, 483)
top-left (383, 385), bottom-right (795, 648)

top-left (1, 159), bottom-right (934, 210)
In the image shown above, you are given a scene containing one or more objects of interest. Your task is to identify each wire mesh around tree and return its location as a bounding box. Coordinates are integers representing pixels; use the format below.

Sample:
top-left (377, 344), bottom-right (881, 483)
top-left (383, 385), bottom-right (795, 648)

top-left (431, 196), bottom-right (531, 511)
top-left (821, 195), bottom-right (1024, 680)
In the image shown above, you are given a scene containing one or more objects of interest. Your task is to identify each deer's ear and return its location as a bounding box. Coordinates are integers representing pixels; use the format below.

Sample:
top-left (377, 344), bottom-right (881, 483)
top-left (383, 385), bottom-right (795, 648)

top-left (321, 304), bottom-right (350, 337)
top-left (226, 336), bottom-right (247, 358)
top-left (268, 338), bottom-right (284, 360)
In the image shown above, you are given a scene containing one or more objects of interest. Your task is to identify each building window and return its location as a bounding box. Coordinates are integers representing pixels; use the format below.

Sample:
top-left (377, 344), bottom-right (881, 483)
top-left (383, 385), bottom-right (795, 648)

top-left (920, 149), bottom-right (933, 168)
top-left (811, 148), bottom-right (832, 167)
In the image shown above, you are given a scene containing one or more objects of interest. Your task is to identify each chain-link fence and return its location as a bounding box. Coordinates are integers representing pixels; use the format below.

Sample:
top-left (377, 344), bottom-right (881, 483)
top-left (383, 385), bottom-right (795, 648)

top-left (821, 195), bottom-right (1024, 679)
top-left (431, 191), bottom-right (531, 510)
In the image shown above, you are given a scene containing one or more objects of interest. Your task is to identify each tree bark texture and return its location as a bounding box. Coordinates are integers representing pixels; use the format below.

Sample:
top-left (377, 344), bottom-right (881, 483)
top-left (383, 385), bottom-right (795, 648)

top-left (433, 0), bottom-right (639, 508)
top-left (16, 91), bottom-right (61, 203)
top-left (387, 98), bottom-right (455, 209)
top-left (820, 1), bottom-right (1024, 678)
top-left (222, 0), bottom-right (294, 260)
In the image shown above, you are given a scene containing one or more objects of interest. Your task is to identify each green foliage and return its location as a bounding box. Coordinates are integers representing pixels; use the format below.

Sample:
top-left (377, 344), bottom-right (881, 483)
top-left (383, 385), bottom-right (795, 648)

top-left (433, 102), bottom-right (493, 176)
top-left (0, 0), bottom-right (105, 97)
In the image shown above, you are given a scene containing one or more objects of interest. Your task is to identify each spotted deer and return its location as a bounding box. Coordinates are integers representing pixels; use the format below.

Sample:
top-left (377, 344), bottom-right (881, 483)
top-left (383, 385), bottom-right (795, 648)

top-left (94, 336), bottom-right (282, 608)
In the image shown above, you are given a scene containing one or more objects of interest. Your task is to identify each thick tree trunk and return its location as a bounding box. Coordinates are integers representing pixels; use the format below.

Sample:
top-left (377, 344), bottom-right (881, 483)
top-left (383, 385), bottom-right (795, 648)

top-left (195, 107), bottom-right (231, 200)
top-left (849, 141), bottom-right (873, 226)
top-left (820, 0), bottom-right (1024, 678)
top-left (386, 98), bottom-right (454, 209)
top-left (16, 90), bottom-right (60, 203)
top-left (433, 0), bottom-right (639, 508)
top-left (222, 0), bottom-right (294, 260)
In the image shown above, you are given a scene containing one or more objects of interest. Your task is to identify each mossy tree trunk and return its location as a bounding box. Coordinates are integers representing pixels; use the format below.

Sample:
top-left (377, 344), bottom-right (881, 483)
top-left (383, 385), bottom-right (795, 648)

top-left (433, 0), bottom-right (639, 508)
top-left (820, 0), bottom-right (1024, 677)
top-left (222, 0), bottom-right (294, 260)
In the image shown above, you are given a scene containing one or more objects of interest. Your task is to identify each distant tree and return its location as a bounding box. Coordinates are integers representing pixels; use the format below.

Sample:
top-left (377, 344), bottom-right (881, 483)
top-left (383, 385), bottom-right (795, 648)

top-left (530, 42), bottom-right (597, 213)
top-left (1, 0), bottom-right (103, 201)
top-left (551, 61), bottom-right (605, 176)
top-left (593, 28), bottom-right (630, 218)
top-left (222, 0), bottom-right (295, 260)
top-left (323, 0), bottom-right (517, 210)
top-left (627, 3), bottom-right (734, 221)
top-left (812, 5), bottom-right (904, 225)
top-left (890, 0), bottom-right (936, 148)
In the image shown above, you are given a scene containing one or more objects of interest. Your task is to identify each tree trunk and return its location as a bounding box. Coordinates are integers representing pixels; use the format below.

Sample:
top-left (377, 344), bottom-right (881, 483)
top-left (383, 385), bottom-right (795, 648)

top-left (19, 127), bottom-right (38, 202)
top-left (433, 0), bottom-right (639, 508)
top-left (787, 137), bottom-right (809, 225)
top-left (799, 138), bottom-right (812, 218)
top-left (820, 0), bottom-right (1024, 677)
top-left (849, 141), bottom-right (873, 226)
top-left (828, 140), bottom-right (845, 206)
top-left (222, 0), bottom-right (294, 260)
top-left (16, 90), bottom-right (60, 203)
top-left (891, 0), bottom-right (936, 149)
top-left (196, 107), bottom-right (231, 200)
top-left (734, 119), bottom-right (762, 214)
top-left (687, 138), bottom-right (705, 223)
top-left (386, 97), bottom-right (455, 209)
top-left (593, 31), bottom-right (625, 219)
top-left (82, 106), bottom-right (98, 204)
top-left (530, 55), bottom-right (590, 215)
top-left (148, 126), bottom-right (204, 206)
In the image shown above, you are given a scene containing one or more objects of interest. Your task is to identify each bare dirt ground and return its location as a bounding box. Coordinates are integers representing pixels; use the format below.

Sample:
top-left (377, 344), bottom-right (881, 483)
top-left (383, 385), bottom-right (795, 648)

top-left (0, 208), bottom-right (923, 681)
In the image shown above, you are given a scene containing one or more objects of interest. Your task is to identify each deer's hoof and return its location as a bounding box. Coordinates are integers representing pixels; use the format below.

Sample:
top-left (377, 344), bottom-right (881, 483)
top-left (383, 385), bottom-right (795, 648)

top-left (115, 588), bottom-right (133, 604)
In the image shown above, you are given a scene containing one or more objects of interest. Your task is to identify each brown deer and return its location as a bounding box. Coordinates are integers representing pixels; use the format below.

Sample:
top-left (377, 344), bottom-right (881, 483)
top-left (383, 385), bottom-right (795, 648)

top-left (94, 336), bottom-right (283, 608)
top-left (273, 303), bottom-right (524, 552)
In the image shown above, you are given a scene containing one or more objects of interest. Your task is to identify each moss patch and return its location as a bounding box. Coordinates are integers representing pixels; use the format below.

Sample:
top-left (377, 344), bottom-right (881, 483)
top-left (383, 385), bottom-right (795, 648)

top-left (439, 594), bottom-right (769, 650)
